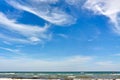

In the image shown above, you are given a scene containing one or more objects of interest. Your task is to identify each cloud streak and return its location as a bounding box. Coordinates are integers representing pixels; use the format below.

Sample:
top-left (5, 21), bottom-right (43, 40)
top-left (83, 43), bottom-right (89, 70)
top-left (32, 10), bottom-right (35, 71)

top-left (65, 0), bottom-right (82, 7)
top-left (0, 55), bottom-right (92, 71)
top-left (84, 0), bottom-right (120, 34)
top-left (0, 55), bottom-right (120, 71)
top-left (0, 12), bottom-right (50, 44)
top-left (6, 0), bottom-right (76, 26)
top-left (0, 47), bottom-right (20, 54)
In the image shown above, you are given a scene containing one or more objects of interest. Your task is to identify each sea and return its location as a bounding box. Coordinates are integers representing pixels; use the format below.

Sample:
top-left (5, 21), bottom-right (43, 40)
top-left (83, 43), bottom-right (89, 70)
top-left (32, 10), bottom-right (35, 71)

top-left (0, 72), bottom-right (120, 79)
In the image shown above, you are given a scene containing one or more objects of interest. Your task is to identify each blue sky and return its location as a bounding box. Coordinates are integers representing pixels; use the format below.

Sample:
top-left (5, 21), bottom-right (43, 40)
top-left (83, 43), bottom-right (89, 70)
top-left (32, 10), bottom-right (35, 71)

top-left (0, 0), bottom-right (120, 71)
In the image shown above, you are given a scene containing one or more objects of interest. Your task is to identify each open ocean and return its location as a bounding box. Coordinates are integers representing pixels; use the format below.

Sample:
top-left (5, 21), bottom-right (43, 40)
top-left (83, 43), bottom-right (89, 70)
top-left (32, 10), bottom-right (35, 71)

top-left (0, 72), bottom-right (120, 79)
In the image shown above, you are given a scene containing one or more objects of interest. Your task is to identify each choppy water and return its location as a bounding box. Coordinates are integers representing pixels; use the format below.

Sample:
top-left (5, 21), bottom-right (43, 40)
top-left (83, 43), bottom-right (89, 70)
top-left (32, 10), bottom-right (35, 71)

top-left (0, 72), bottom-right (120, 79)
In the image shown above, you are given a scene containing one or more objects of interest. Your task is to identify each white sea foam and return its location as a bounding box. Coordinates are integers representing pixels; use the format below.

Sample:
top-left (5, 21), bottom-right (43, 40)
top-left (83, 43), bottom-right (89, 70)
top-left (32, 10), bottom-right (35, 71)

top-left (0, 78), bottom-right (61, 80)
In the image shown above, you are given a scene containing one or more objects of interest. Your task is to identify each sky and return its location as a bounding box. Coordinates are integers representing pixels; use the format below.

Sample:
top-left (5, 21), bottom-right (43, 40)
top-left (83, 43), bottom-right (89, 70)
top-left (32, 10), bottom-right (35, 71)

top-left (0, 0), bottom-right (120, 71)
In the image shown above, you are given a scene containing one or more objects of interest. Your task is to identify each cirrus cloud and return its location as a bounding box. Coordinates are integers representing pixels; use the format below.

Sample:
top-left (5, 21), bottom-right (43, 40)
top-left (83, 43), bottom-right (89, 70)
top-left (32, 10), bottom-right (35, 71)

top-left (84, 0), bottom-right (120, 34)
top-left (6, 0), bottom-right (76, 26)
top-left (0, 12), bottom-right (50, 44)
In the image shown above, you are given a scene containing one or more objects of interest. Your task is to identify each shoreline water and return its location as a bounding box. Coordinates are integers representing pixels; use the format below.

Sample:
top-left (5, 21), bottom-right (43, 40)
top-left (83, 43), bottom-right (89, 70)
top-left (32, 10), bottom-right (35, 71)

top-left (0, 72), bottom-right (120, 80)
top-left (0, 78), bottom-right (120, 80)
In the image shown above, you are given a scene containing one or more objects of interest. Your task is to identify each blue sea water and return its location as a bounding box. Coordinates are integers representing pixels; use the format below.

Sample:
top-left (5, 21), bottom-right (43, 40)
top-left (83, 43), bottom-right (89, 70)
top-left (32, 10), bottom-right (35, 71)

top-left (0, 72), bottom-right (120, 79)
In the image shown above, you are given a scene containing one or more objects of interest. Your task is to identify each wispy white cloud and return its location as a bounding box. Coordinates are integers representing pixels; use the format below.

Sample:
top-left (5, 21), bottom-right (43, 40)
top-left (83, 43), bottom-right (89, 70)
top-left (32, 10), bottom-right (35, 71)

top-left (84, 0), bottom-right (120, 34)
top-left (113, 53), bottom-right (120, 56)
top-left (3, 41), bottom-right (12, 45)
top-left (0, 47), bottom-right (20, 54)
top-left (96, 61), bottom-right (115, 66)
top-left (0, 12), bottom-right (50, 44)
top-left (6, 0), bottom-right (76, 26)
top-left (65, 0), bottom-right (82, 7)
top-left (57, 34), bottom-right (68, 39)
top-left (94, 61), bottom-right (120, 70)
top-left (34, 0), bottom-right (58, 3)
top-left (0, 55), bottom-right (92, 71)
top-left (0, 33), bottom-right (33, 44)
top-left (0, 55), bottom-right (120, 71)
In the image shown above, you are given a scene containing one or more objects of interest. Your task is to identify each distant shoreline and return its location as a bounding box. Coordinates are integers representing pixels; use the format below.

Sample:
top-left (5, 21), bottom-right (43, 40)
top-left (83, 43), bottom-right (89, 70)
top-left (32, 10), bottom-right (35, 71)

top-left (0, 71), bottom-right (120, 74)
